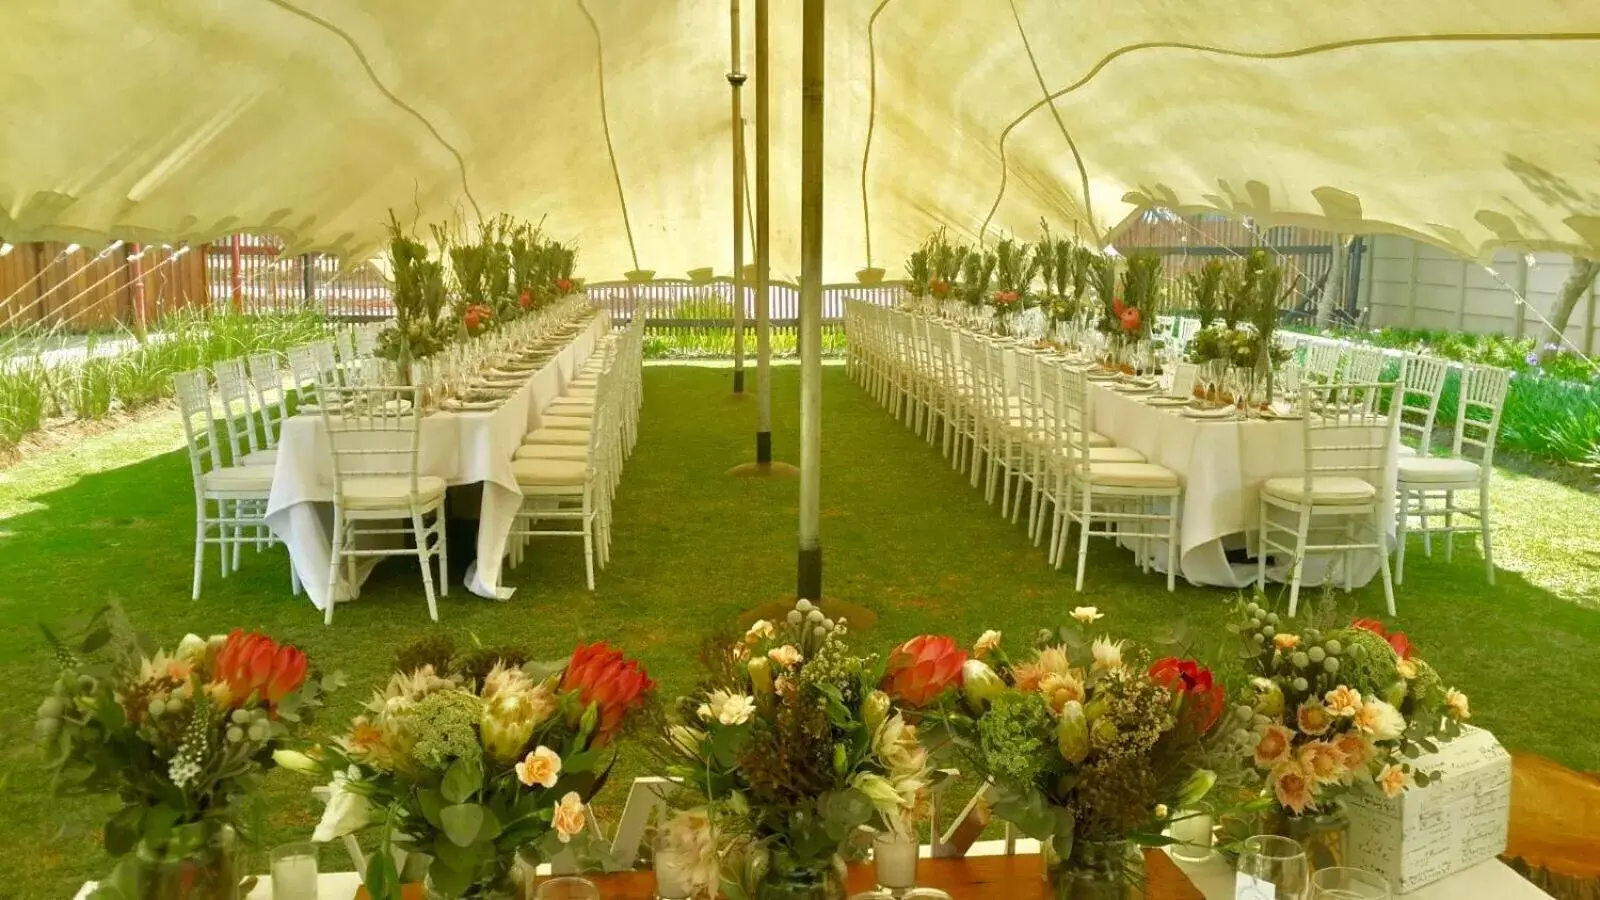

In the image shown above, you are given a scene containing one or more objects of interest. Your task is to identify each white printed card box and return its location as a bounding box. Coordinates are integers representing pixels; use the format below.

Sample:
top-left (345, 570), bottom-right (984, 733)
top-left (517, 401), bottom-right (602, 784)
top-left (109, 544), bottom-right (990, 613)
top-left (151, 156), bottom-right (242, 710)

top-left (1343, 725), bottom-right (1511, 893)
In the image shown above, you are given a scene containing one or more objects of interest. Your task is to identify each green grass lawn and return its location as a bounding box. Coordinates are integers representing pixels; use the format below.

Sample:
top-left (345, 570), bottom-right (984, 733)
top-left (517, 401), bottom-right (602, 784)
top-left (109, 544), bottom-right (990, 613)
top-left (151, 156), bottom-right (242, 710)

top-left (2, 365), bottom-right (1599, 896)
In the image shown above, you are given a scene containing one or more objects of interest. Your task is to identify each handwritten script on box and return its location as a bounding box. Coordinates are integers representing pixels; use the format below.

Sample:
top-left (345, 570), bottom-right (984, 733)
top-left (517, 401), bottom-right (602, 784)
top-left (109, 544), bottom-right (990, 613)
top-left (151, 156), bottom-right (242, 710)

top-left (1344, 726), bottom-right (1510, 893)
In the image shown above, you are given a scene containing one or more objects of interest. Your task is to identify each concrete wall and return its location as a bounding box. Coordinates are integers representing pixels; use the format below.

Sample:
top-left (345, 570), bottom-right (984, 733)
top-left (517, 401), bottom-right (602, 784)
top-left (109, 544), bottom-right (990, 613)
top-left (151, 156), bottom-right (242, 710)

top-left (1359, 235), bottom-right (1599, 352)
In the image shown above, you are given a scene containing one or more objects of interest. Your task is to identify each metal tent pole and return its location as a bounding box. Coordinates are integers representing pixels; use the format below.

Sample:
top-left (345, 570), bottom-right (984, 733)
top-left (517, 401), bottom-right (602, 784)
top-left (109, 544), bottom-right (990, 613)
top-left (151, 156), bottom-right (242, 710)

top-left (728, 0), bottom-right (747, 394)
top-left (754, 0), bottom-right (773, 462)
top-left (796, 0), bottom-right (824, 600)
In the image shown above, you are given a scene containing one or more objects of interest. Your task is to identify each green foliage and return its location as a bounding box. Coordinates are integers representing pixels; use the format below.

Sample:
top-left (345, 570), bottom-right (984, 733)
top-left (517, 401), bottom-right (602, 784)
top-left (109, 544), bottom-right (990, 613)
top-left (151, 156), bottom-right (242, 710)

top-left (1189, 259), bottom-right (1226, 328)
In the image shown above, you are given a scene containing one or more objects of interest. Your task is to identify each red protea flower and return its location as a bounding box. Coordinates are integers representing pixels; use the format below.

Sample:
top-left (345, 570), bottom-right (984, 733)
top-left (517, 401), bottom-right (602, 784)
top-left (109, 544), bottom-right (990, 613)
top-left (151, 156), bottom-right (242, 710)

top-left (212, 629), bottom-right (308, 711)
top-left (1113, 297), bottom-right (1126, 316)
top-left (560, 642), bottom-right (655, 746)
top-left (880, 635), bottom-right (967, 707)
top-left (1148, 657), bottom-right (1225, 732)
top-left (929, 278), bottom-right (951, 299)
top-left (1119, 307), bottom-right (1143, 333)
top-left (519, 289), bottom-right (533, 310)
top-left (1351, 618), bottom-right (1412, 659)
top-left (555, 278), bottom-right (574, 294)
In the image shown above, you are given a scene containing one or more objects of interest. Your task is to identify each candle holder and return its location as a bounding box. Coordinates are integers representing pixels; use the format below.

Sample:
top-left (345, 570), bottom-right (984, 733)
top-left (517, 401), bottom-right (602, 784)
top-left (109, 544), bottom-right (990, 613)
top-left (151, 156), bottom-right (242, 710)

top-left (845, 834), bottom-right (951, 900)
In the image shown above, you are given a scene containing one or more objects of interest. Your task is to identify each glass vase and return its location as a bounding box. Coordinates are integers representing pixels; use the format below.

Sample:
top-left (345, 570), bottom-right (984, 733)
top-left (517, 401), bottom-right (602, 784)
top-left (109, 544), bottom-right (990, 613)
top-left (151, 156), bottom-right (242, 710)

top-left (758, 856), bottom-right (846, 900)
top-left (424, 860), bottom-right (521, 900)
top-left (1263, 801), bottom-right (1349, 871)
top-left (1043, 839), bottom-right (1146, 900)
top-left (116, 824), bottom-right (242, 900)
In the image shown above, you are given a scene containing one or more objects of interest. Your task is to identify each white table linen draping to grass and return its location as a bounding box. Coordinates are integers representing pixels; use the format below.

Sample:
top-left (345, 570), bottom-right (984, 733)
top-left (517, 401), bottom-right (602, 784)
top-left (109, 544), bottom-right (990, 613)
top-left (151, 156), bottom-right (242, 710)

top-left (265, 315), bottom-right (605, 610)
top-left (1087, 380), bottom-right (1398, 589)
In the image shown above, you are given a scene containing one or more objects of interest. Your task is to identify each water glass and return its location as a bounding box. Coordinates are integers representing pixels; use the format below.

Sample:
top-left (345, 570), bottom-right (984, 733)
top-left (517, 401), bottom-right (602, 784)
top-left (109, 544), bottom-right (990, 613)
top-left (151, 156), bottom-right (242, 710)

top-left (652, 833), bottom-right (693, 900)
top-left (536, 876), bottom-right (601, 900)
top-left (269, 841), bottom-right (317, 900)
top-left (1236, 834), bottom-right (1310, 900)
top-left (1166, 810), bottom-right (1213, 862)
top-left (873, 832), bottom-right (919, 895)
top-left (1309, 867), bottom-right (1391, 899)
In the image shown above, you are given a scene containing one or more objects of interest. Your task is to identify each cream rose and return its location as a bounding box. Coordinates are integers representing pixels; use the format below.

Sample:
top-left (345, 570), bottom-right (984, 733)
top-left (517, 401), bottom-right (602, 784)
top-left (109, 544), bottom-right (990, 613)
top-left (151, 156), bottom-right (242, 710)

top-left (553, 791), bottom-right (587, 843)
top-left (973, 629), bottom-right (1003, 657)
top-left (515, 746), bottom-right (562, 789)
top-left (768, 645), bottom-right (803, 668)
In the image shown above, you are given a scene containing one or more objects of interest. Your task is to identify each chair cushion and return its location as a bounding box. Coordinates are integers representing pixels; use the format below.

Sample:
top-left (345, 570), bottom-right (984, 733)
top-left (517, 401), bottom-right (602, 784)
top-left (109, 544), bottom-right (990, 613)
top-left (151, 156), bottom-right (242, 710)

top-left (547, 399), bottom-right (596, 412)
top-left (544, 405), bottom-right (594, 419)
top-left (514, 443), bottom-right (588, 461)
top-left (541, 415), bottom-right (592, 430)
top-left (338, 475), bottom-right (447, 510)
top-left (1398, 457), bottom-right (1482, 484)
top-left (202, 465), bottom-right (275, 494)
top-left (523, 427), bottom-right (590, 446)
top-left (563, 388), bottom-right (597, 400)
top-left (1088, 446), bottom-right (1147, 463)
top-left (512, 458), bottom-right (588, 487)
top-left (240, 448), bottom-right (278, 466)
top-left (1085, 462), bottom-right (1180, 488)
top-left (1395, 444), bottom-right (1418, 458)
top-left (1262, 476), bottom-right (1375, 506)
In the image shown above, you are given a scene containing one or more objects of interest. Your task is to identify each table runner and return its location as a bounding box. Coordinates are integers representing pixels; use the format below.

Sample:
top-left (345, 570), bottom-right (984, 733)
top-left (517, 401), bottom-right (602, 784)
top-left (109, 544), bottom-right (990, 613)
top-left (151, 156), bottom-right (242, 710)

top-left (264, 315), bottom-right (605, 610)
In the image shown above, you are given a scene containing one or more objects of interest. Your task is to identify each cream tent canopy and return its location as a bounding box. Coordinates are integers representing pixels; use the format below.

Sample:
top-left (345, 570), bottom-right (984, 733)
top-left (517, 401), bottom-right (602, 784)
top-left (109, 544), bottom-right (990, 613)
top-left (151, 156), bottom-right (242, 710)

top-left (3, 0), bottom-right (1599, 281)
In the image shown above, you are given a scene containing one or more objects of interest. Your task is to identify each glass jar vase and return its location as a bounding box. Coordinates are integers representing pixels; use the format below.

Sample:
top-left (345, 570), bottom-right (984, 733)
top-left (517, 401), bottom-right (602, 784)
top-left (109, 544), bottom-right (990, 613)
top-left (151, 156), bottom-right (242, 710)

top-left (758, 855), bottom-right (846, 900)
top-left (1043, 839), bottom-right (1146, 900)
top-left (1263, 801), bottom-right (1349, 871)
top-left (110, 824), bottom-right (242, 900)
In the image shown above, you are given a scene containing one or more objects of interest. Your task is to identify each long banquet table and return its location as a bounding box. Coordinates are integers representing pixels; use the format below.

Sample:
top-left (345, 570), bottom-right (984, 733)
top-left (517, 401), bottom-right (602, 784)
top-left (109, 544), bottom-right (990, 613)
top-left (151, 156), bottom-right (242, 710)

top-left (264, 315), bottom-right (606, 610)
top-left (1086, 375), bottom-right (1398, 588)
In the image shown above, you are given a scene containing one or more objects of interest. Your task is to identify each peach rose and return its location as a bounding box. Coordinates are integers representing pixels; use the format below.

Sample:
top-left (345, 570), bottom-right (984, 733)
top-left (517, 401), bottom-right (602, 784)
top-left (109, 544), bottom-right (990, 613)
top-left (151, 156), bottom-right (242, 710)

top-left (1323, 686), bottom-right (1362, 718)
top-left (973, 630), bottom-right (1003, 658)
top-left (1297, 700), bottom-right (1333, 737)
top-left (1376, 763), bottom-right (1411, 799)
top-left (1446, 688), bottom-right (1471, 720)
top-left (1297, 741), bottom-right (1346, 784)
top-left (1273, 633), bottom-right (1301, 651)
top-left (744, 620), bottom-right (775, 644)
top-left (1254, 724), bottom-right (1294, 769)
top-left (768, 645), bottom-right (803, 669)
top-left (516, 746), bottom-right (563, 789)
top-left (1271, 761), bottom-right (1316, 815)
top-left (553, 791), bottom-right (587, 843)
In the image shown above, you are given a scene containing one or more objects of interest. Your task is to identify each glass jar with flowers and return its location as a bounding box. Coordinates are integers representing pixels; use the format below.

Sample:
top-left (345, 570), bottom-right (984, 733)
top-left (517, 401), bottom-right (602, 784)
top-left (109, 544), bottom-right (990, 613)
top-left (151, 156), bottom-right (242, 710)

top-left (37, 606), bottom-right (334, 900)
top-left (658, 600), bottom-right (958, 900)
top-left (1224, 595), bottom-right (1471, 871)
top-left (922, 611), bottom-right (1245, 900)
top-left (288, 636), bottom-right (654, 900)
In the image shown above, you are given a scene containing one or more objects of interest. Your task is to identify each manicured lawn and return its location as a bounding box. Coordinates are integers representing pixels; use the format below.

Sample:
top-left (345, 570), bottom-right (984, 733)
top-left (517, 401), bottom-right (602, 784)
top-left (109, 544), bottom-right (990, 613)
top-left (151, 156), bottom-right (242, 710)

top-left (1, 365), bottom-right (1598, 897)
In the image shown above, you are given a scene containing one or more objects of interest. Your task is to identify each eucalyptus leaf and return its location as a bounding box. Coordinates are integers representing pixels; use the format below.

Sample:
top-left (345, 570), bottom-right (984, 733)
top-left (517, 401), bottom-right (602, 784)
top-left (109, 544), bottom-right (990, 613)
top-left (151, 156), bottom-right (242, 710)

top-left (440, 803), bottom-right (486, 848)
top-left (441, 758), bottom-right (481, 804)
top-left (428, 856), bottom-right (472, 898)
top-left (364, 850), bottom-right (401, 900)
top-left (417, 788), bottom-right (446, 828)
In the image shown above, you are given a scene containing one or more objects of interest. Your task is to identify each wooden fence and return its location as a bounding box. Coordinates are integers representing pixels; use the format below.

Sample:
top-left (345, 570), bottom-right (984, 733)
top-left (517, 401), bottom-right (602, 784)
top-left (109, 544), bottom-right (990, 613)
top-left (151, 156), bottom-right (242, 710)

top-left (203, 234), bottom-right (393, 319)
top-left (0, 242), bottom-right (208, 332)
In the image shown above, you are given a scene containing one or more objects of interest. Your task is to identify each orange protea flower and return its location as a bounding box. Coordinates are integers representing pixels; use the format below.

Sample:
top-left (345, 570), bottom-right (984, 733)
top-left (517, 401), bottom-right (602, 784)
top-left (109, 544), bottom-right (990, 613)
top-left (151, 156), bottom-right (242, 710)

top-left (1333, 732), bottom-right (1375, 776)
top-left (1273, 633), bottom-right (1302, 651)
top-left (212, 629), bottom-right (308, 711)
top-left (880, 635), bottom-right (967, 707)
top-left (1298, 741), bottom-right (1347, 784)
top-left (1271, 761), bottom-right (1317, 815)
top-left (1297, 699), bottom-right (1333, 737)
top-left (1039, 671), bottom-right (1086, 715)
top-left (560, 642), bottom-right (655, 746)
top-left (1254, 724), bottom-right (1294, 769)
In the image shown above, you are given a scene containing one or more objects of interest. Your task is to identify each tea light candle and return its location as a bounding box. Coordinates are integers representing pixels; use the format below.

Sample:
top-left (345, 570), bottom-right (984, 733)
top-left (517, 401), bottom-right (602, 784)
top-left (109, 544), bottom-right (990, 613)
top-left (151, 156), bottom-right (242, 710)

top-left (270, 853), bottom-right (318, 900)
top-left (653, 839), bottom-right (693, 900)
top-left (874, 833), bottom-right (919, 890)
top-left (1167, 810), bottom-right (1214, 862)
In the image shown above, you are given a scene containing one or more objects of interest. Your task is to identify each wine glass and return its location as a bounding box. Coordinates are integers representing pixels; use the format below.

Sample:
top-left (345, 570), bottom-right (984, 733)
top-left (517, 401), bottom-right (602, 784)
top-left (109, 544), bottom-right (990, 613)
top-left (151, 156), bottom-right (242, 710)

top-left (536, 875), bottom-right (600, 900)
top-left (1236, 834), bottom-right (1310, 900)
top-left (1309, 867), bottom-right (1391, 899)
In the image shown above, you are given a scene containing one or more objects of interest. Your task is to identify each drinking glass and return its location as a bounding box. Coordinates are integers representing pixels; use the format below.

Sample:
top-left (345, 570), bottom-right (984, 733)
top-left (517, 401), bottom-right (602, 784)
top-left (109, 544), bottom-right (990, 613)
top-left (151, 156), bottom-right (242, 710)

top-left (269, 841), bottom-right (317, 900)
top-left (536, 875), bottom-right (601, 900)
top-left (1309, 867), bottom-right (1391, 899)
top-left (1167, 810), bottom-right (1213, 862)
top-left (1236, 834), bottom-right (1310, 900)
top-left (652, 834), bottom-right (693, 900)
top-left (874, 832), bottom-right (918, 897)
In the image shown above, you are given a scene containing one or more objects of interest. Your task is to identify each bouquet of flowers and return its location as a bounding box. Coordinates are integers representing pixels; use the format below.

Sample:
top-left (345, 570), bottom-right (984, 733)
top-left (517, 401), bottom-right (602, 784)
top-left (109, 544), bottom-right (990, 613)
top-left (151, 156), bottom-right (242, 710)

top-left (659, 600), bottom-right (952, 899)
top-left (37, 607), bottom-right (332, 900)
top-left (1227, 597), bottom-right (1469, 834)
top-left (292, 638), bottom-right (654, 900)
top-left (924, 612), bottom-right (1237, 896)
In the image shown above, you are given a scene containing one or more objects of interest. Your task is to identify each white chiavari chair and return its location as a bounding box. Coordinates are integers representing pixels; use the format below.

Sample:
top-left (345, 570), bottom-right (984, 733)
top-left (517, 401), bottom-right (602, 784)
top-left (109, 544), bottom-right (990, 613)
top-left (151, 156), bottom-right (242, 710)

top-left (214, 358), bottom-right (277, 467)
top-left (1303, 341), bottom-right (1342, 382)
top-left (1395, 363), bottom-right (1508, 587)
top-left (319, 384), bottom-right (446, 625)
top-left (1259, 375), bottom-right (1400, 616)
top-left (1395, 354), bottom-right (1450, 458)
top-left (247, 352), bottom-right (290, 456)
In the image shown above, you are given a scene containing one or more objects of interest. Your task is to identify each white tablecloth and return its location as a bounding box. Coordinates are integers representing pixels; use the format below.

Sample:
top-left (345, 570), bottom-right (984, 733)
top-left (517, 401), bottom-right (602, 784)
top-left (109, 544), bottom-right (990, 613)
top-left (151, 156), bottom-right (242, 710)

top-left (265, 315), bottom-right (605, 610)
top-left (1087, 380), bottom-right (1398, 588)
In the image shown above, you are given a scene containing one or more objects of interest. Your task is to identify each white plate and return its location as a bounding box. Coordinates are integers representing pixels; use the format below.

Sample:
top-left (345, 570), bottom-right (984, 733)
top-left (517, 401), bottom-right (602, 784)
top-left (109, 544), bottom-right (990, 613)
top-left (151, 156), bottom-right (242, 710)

top-left (1113, 383), bottom-right (1158, 394)
top-left (1086, 371), bottom-right (1120, 382)
top-left (442, 399), bottom-right (502, 412)
top-left (1146, 396), bottom-right (1192, 407)
top-left (1180, 405), bottom-right (1238, 419)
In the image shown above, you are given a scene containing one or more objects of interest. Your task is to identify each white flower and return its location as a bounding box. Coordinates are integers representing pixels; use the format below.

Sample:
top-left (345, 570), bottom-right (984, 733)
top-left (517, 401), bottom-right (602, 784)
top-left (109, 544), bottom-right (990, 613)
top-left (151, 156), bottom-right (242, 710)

top-left (1090, 637), bottom-right (1124, 670)
top-left (658, 809), bottom-right (721, 897)
top-left (744, 619), bottom-right (775, 644)
top-left (696, 702), bottom-right (713, 722)
top-left (1445, 688), bottom-right (1471, 720)
top-left (313, 769), bottom-right (372, 842)
top-left (175, 634), bottom-right (209, 665)
top-left (851, 772), bottom-right (922, 837)
top-left (716, 693), bottom-right (757, 726)
top-left (873, 713), bottom-right (928, 778)
top-left (271, 749), bottom-right (320, 775)
top-left (1356, 698), bottom-right (1406, 741)
top-left (973, 630), bottom-right (1003, 657)
top-left (667, 724), bottom-right (706, 757)
top-left (768, 645), bottom-right (803, 668)
top-left (1071, 607), bottom-right (1104, 625)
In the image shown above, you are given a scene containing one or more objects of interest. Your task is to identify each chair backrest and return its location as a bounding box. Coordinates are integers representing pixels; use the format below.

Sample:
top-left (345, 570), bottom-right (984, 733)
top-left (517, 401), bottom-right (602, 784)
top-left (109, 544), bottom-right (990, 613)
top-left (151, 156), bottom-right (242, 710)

top-left (286, 345), bottom-right (321, 397)
top-left (173, 369), bottom-right (221, 485)
top-left (1174, 317), bottom-right (1200, 349)
top-left (319, 386), bottom-right (424, 505)
top-left (1296, 377), bottom-right (1399, 496)
top-left (1451, 363), bottom-right (1510, 470)
top-left (1011, 349), bottom-right (1045, 436)
top-left (247, 353), bottom-right (289, 449)
top-left (1304, 342), bottom-right (1342, 381)
top-left (213, 358), bottom-right (261, 460)
top-left (1054, 364), bottom-right (1095, 476)
top-left (1396, 354), bottom-right (1450, 455)
top-left (354, 323), bottom-right (381, 358)
top-left (336, 328), bottom-right (361, 368)
top-left (346, 357), bottom-right (390, 389)
top-left (1344, 345), bottom-right (1386, 384)
top-left (311, 341), bottom-right (340, 387)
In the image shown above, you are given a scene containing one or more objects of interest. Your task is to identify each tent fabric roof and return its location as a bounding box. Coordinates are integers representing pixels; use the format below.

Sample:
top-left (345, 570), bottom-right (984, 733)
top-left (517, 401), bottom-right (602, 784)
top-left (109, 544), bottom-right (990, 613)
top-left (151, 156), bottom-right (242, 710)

top-left (3, 1), bottom-right (1599, 280)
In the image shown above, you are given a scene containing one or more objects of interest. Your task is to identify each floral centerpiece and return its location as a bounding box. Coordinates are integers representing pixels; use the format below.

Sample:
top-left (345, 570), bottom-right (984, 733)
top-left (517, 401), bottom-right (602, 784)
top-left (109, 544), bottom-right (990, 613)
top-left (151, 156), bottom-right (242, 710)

top-left (1226, 596), bottom-right (1469, 866)
top-left (291, 638), bottom-right (653, 900)
top-left (659, 600), bottom-right (950, 900)
top-left (37, 607), bottom-right (332, 900)
top-left (923, 612), bottom-right (1239, 900)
